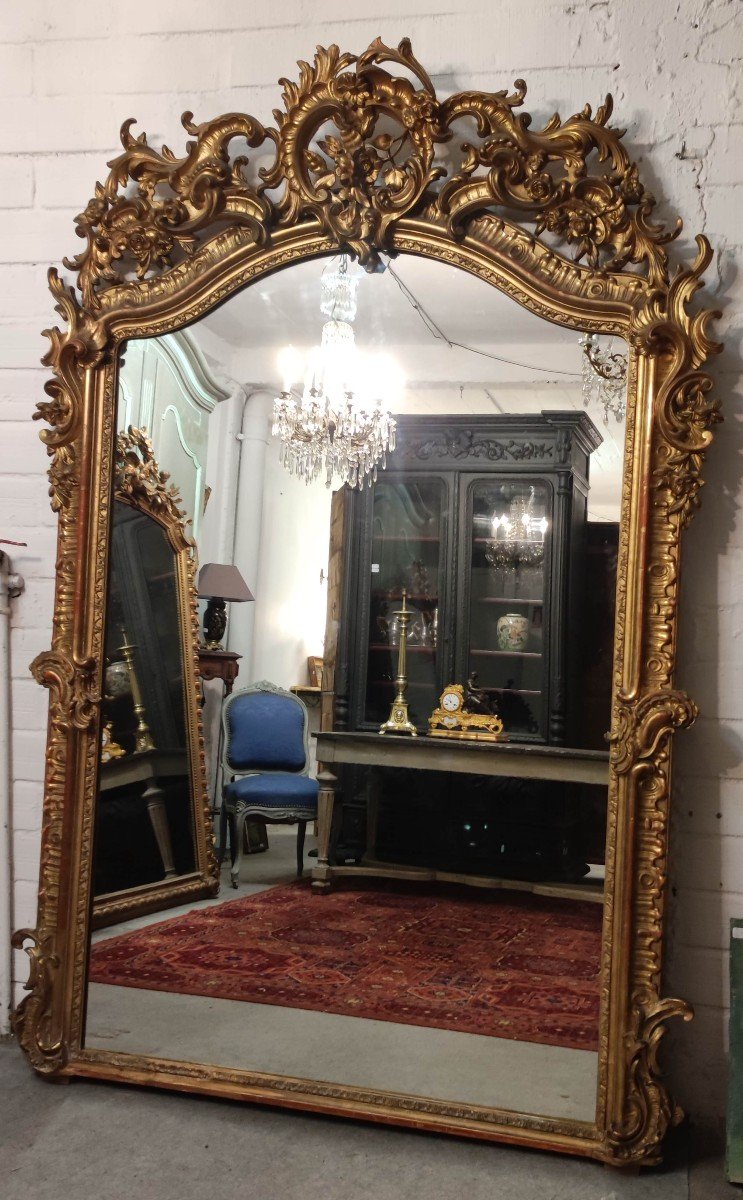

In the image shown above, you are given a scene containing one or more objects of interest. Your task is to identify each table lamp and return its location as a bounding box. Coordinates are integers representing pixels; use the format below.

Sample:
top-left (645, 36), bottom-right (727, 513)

top-left (197, 563), bottom-right (254, 649)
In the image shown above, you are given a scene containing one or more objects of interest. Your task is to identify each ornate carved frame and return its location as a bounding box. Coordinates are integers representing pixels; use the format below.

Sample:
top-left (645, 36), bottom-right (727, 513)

top-left (13, 39), bottom-right (721, 1167)
top-left (92, 426), bottom-right (217, 928)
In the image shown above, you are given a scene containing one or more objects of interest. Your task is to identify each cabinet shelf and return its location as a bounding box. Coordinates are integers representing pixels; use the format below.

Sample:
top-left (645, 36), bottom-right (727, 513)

top-left (369, 680), bottom-right (435, 691)
top-left (372, 535), bottom-right (440, 544)
top-left (486, 687), bottom-right (542, 697)
top-left (471, 649), bottom-right (542, 659)
top-left (477, 596), bottom-right (543, 605)
top-left (368, 644), bottom-right (436, 653)
top-left (472, 536), bottom-right (546, 548)
top-left (372, 592), bottom-right (438, 604)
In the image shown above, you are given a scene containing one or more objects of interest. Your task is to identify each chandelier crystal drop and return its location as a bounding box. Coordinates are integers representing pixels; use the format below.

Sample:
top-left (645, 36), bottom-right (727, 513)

top-left (579, 332), bottom-right (628, 425)
top-left (273, 257), bottom-right (399, 489)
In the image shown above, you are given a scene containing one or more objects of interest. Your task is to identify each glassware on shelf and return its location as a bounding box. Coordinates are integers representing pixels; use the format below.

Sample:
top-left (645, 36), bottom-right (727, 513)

top-left (422, 606), bottom-right (438, 647)
top-left (364, 478), bottom-right (445, 727)
top-left (409, 558), bottom-right (431, 599)
top-left (468, 480), bottom-right (549, 740)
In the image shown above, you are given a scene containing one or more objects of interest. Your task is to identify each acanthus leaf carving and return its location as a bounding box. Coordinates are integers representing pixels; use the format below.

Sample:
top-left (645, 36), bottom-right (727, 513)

top-left (436, 89), bottom-right (680, 286)
top-left (36, 270), bottom-right (107, 512)
top-left (57, 38), bottom-right (689, 298)
top-left (607, 996), bottom-right (693, 1163)
top-left (262, 38), bottom-right (446, 267)
top-left (633, 236), bottom-right (723, 527)
top-left (115, 425), bottom-right (189, 537)
top-left (66, 111), bottom-right (273, 310)
top-left (10, 928), bottom-right (65, 1074)
top-left (31, 649), bottom-right (100, 733)
top-left (609, 688), bottom-right (698, 777)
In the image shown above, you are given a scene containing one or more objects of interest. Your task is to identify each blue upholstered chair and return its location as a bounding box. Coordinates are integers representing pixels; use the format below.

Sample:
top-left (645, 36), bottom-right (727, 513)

top-left (221, 681), bottom-right (319, 888)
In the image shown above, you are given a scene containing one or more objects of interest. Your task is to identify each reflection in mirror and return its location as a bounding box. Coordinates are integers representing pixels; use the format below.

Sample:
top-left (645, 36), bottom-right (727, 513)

top-left (96, 499), bottom-right (193, 896)
top-left (92, 430), bottom-right (213, 928)
top-left (86, 254), bottom-right (627, 1125)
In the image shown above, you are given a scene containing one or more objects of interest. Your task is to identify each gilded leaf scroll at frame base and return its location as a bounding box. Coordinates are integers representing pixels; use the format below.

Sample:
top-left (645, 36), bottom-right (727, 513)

top-left (15, 37), bottom-right (722, 1167)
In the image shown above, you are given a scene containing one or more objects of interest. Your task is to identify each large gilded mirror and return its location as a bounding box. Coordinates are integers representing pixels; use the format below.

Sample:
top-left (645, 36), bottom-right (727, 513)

top-left (13, 40), bottom-right (721, 1170)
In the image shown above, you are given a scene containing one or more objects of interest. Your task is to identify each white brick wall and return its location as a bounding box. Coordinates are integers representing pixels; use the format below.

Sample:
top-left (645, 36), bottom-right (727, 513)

top-left (1, 0), bottom-right (740, 1128)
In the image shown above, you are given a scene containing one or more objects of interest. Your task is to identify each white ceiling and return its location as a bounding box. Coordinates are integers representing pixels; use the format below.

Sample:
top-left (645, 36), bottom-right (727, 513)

top-left (185, 253), bottom-right (627, 522)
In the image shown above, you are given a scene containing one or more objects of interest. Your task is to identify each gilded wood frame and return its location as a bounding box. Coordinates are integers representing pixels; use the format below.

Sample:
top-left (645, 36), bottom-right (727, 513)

top-left (12, 39), bottom-right (721, 1167)
top-left (91, 426), bottom-right (217, 928)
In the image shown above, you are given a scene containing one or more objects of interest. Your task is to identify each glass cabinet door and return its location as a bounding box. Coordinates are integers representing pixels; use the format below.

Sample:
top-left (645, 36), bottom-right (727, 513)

top-left (464, 478), bottom-right (551, 740)
top-left (363, 476), bottom-right (448, 729)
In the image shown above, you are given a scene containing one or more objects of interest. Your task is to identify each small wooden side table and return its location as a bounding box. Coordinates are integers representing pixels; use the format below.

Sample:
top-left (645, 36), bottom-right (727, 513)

top-left (197, 648), bottom-right (242, 696)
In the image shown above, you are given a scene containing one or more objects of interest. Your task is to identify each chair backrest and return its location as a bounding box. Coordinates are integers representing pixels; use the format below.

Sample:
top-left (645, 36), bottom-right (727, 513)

top-left (222, 681), bottom-right (309, 776)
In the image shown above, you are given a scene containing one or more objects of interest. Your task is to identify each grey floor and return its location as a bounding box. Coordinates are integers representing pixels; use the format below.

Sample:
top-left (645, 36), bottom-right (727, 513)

top-left (87, 830), bottom-right (597, 1121)
top-left (0, 1040), bottom-right (736, 1200)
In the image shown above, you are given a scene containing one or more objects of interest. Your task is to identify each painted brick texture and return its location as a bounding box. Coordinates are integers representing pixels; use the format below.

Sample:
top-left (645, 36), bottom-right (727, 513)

top-left (0, 0), bottom-right (741, 1126)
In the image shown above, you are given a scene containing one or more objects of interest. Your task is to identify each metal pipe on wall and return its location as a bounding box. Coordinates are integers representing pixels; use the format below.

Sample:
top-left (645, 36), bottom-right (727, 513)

top-left (0, 550), bottom-right (24, 1031)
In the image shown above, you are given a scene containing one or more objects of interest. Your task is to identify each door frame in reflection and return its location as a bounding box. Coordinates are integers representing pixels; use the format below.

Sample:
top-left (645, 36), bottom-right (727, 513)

top-left (92, 426), bottom-right (218, 928)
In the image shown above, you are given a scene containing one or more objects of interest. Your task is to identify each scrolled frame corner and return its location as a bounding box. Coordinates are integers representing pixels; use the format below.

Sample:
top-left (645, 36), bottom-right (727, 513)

top-left (18, 36), bottom-right (722, 1167)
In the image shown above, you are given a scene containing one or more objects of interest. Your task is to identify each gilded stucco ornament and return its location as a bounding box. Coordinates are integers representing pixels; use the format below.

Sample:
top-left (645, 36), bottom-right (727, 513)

top-left (115, 425), bottom-right (188, 529)
top-left (59, 36), bottom-right (684, 293)
top-left (20, 38), bottom-right (722, 1168)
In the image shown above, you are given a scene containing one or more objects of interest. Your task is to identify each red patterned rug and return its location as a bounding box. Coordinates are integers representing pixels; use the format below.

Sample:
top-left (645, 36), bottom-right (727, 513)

top-left (90, 881), bottom-right (603, 1050)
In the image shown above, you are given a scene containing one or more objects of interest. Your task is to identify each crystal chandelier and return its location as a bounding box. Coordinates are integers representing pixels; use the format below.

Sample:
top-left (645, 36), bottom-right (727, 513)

top-left (485, 487), bottom-right (549, 571)
top-left (579, 332), bottom-right (628, 424)
top-left (273, 257), bottom-right (399, 489)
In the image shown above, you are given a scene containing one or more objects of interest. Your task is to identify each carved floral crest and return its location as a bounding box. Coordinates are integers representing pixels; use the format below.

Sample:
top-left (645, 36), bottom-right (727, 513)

top-left (115, 425), bottom-right (188, 533)
top-left (61, 37), bottom-right (684, 310)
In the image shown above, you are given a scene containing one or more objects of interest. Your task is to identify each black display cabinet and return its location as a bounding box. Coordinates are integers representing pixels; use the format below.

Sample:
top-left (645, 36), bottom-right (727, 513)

top-left (331, 412), bottom-right (605, 871)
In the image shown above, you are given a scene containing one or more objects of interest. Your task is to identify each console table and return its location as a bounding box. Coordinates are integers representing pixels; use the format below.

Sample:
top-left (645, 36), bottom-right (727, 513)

top-left (99, 748), bottom-right (188, 879)
top-left (312, 731), bottom-right (609, 902)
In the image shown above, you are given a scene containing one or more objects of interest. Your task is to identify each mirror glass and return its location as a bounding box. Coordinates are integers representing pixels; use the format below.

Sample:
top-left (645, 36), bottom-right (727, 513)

top-left (94, 498), bottom-right (196, 909)
top-left (86, 252), bottom-right (627, 1124)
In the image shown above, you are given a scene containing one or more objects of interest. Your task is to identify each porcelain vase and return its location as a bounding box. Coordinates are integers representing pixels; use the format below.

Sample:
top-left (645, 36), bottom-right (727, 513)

top-left (496, 612), bottom-right (529, 652)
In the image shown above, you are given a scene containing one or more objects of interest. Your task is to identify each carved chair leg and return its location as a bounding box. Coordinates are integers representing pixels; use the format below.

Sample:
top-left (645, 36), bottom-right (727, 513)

top-left (296, 820), bottom-right (307, 877)
top-left (217, 802), bottom-right (229, 866)
top-left (227, 810), bottom-right (237, 867)
top-left (230, 811), bottom-right (246, 889)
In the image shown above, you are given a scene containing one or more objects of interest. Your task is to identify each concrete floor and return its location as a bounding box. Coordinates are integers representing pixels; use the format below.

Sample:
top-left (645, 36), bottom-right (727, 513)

top-left (0, 1040), bottom-right (736, 1200)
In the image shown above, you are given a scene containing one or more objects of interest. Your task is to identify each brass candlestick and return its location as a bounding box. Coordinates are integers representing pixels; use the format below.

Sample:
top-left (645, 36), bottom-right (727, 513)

top-left (379, 589), bottom-right (417, 737)
top-left (119, 633), bottom-right (156, 754)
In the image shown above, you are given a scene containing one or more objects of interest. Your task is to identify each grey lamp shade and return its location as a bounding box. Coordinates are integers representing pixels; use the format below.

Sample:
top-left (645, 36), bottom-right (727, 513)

top-left (198, 563), bottom-right (254, 602)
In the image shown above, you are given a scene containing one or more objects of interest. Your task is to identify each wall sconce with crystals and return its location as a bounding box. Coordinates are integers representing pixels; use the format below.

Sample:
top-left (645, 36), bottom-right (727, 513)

top-left (273, 256), bottom-right (399, 489)
top-left (485, 487), bottom-right (549, 570)
top-left (580, 332), bottom-right (628, 425)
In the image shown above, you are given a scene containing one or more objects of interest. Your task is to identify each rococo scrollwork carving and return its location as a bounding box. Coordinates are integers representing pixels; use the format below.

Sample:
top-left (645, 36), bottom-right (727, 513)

top-left (22, 37), bottom-right (722, 1167)
top-left (10, 929), bottom-right (64, 1073)
top-left (609, 689), bottom-right (698, 778)
top-left (60, 36), bottom-right (683, 304)
top-left (115, 425), bottom-right (188, 533)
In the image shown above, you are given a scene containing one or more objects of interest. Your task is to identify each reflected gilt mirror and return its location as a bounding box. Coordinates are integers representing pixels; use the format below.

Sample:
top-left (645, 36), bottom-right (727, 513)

top-left (13, 39), bottom-right (721, 1170)
top-left (93, 428), bottom-right (216, 927)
